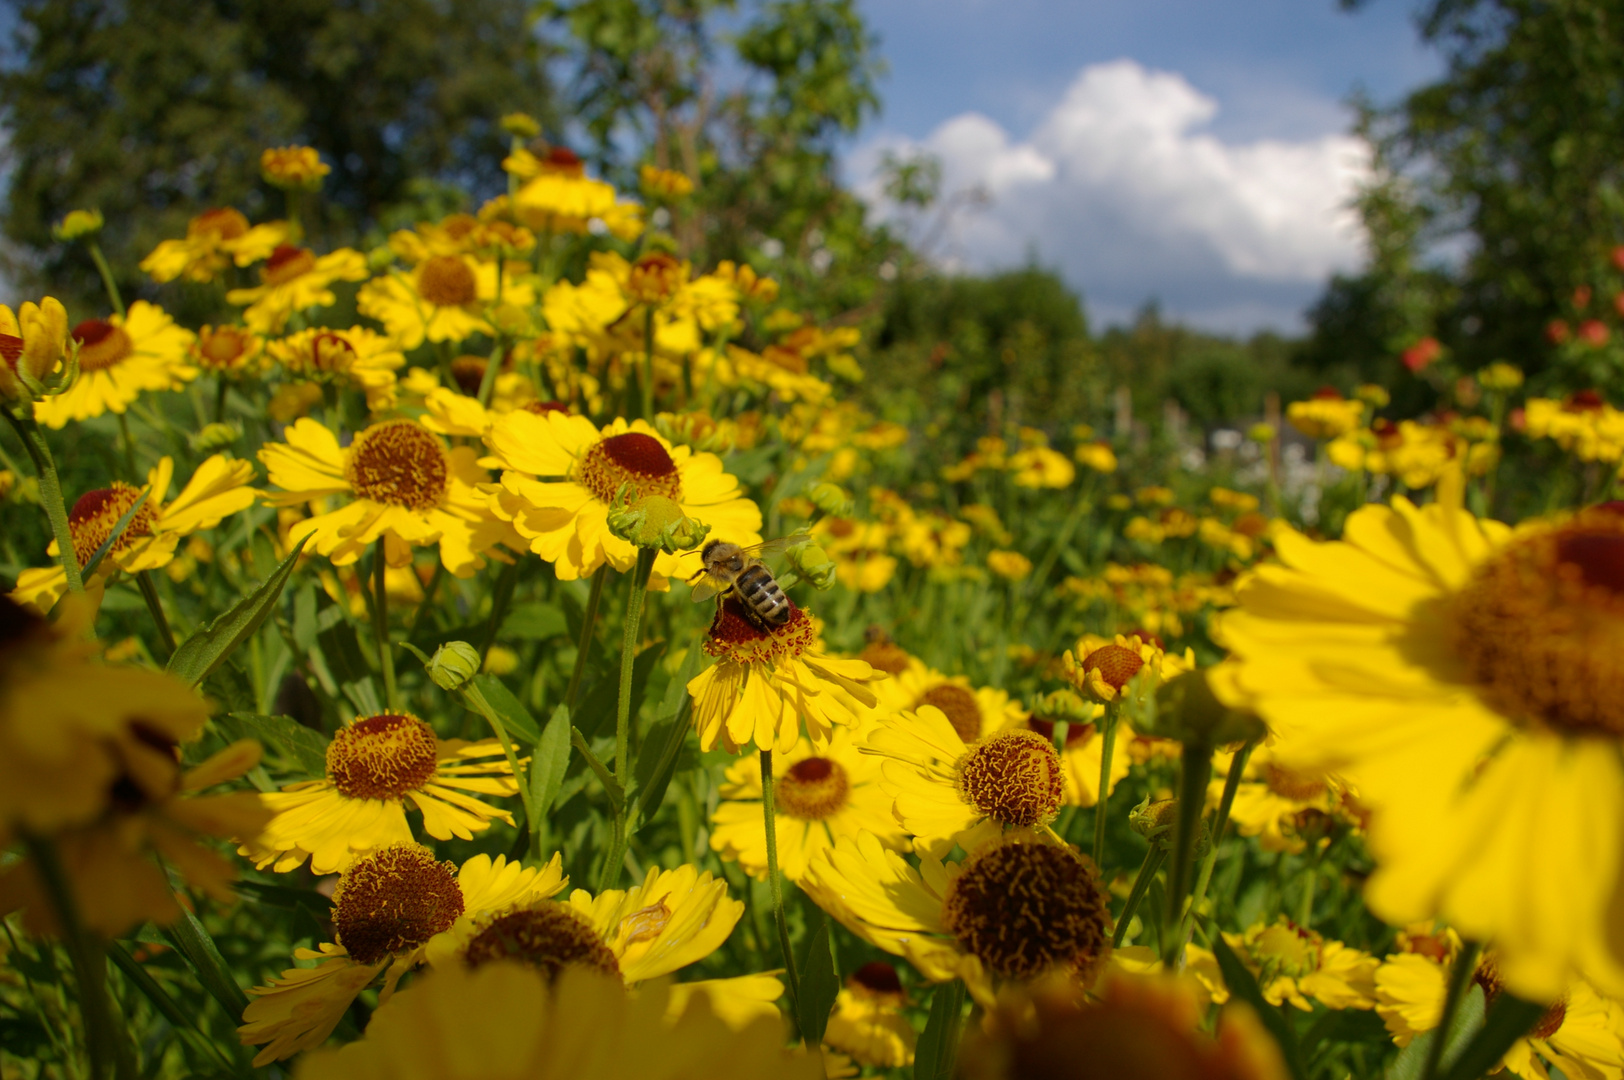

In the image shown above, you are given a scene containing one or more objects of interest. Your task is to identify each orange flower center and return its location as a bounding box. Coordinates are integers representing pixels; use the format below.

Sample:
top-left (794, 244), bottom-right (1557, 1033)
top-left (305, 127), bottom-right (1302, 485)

top-left (857, 639), bottom-right (911, 675)
top-left (261, 244), bottom-right (317, 286)
top-left (307, 331), bottom-right (358, 374)
top-left (417, 255), bottom-right (479, 307)
top-left (331, 844), bottom-right (463, 965)
top-left (1082, 644), bottom-right (1145, 691)
top-left (941, 837), bottom-right (1109, 981)
top-left (524, 400), bottom-right (569, 416)
top-left (326, 713), bottom-right (440, 799)
top-left (189, 207), bottom-right (249, 241)
top-left (848, 960), bottom-right (905, 1001)
top-left (462, 904), bottom-right (621, 981)
top-left (703, 596), bottom-right (813, 666)
top-left (1451, 506), bottom-right (1624, 736)
top-left (71, 319), bottom-right (134, 373)
top-left (449, 355), bottom-right (487, 395)
top-left (346, 421), bottom-right (449, 511)
top-left (956, 729), bottom-right (1064, 827)
top-left (577, 431), bottom-right (683, 504)
top-left (0, 333), bottom-right (23, 373)
top-left (627, 252), bottom-right (684, 304)
top-left (1027, 717), bottom-right (1095, 746)
top-left (68, 482), bottom-right (157, 568)
top-left (193, 326), bottom-right (256, 371)
top-left (918, 684), bottom-right (983, 743)
top-left (1262, 763), bottom-right (1327, 802)
top-left (774, 756), bottom-right (850, 820)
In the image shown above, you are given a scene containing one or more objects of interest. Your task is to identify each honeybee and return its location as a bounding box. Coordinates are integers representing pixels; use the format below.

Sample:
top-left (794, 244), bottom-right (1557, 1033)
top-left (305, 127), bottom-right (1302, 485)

top-left (686, 534), bottom-right (807, 629)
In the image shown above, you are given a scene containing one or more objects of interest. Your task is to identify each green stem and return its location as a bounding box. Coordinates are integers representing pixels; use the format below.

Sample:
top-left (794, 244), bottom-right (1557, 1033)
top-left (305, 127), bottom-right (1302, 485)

top-left (372, 544), bottom-right (399, 709)
top-left (640, 306), bottom-right (656, 420)
top-left (116, 412), bottom-right (138, 480)
top-left (479, 559), bottom-right (521, 662)
top-left (408, 562), bottom-right (446, 641)
top-left (760, 749), bottom-right (802, 1016)
top-left (1113, 843), bottom-right (1168, 947)
top-left (22, 832), bottom-right (134, 1080)
top-left (1092, 705), bottom-right (1120, 867)
top-left (107, 942), bottom-right (237, 1073)
top-left (87, 242), bottom-right (125, 319)
top-left (214, 378), bottom-right (228, 425)
top-left (1421, 941), bottom-right (1482, 1080)
top-left (1298, 846), bottom-right (1323, 928)
top-left (6, 410), bottom-right (84, 593)
top-left (135, 571), bottom-right (177, 657)
top-left (1162, 740), bottom-right (1215, 967)
top-left (477, 337), bottom-right (505, 407)
top-left (1179, 739), bottom-right (1255, 948)
top-left (565, 565), bottom-right (608, 713)
top-left (615, 549), bottom-right (657, 785)
top-left (464, 683), bottom-right (534, 834)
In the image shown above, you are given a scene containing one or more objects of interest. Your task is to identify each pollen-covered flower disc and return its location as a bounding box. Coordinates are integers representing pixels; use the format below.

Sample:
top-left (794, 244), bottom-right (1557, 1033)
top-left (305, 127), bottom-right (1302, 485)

top-left (482, 411), bottom-right (762, 584)
top-left (244, 711), bottom-right (519, 874)
top-left (1217, 492), bottom-right (1624, 1000)
top-left (864, 705), bottom-right (1064, 857)
top-left (688, 597), bottom-right (880, 754)
top-left (260, 417), bottom-right (513, 575)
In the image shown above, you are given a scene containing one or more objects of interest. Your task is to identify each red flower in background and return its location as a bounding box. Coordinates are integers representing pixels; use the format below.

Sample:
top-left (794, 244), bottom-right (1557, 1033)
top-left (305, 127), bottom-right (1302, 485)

top-left (1401, 336), bottom-right (1442, 374)
top-left (1578, 319), bottom-right (1610, 347)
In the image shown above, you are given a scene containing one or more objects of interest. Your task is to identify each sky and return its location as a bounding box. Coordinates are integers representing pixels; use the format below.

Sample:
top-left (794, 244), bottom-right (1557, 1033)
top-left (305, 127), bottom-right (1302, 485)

top-left (845, 0), bottom-right (1445, 334)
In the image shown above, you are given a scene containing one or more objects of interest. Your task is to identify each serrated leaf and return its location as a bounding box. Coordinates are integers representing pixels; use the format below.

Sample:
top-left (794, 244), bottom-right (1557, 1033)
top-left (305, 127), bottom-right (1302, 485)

top-left (530, 703), bottom-right (572, 817)
top-left (914, 980), bottom-right (966, 1080)
top-left (471, 674), bottom-right (541, 744)
top-left (1212, 933), bottom-right (1306, 1080)
top-left (226, 712), bottom-right (329, 776)
top-left (796, 918), bottom-right (839, 1045)
top-left (167, 537), bottom-right (306, 686)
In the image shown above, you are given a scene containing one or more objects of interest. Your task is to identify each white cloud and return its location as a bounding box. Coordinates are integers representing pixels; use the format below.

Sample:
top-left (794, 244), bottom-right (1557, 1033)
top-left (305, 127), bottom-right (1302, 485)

top-left (851, 59), bottom-right (1372, 331)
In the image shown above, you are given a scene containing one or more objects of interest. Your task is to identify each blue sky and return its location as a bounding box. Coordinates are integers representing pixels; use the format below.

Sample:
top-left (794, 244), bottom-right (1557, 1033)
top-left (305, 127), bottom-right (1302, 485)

top-left (845, 0), bottom-right (1444, 333)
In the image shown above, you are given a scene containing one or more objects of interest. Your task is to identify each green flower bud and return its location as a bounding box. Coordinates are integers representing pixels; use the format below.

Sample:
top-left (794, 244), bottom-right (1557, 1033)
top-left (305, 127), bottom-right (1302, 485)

top-left (52, 209), bottom-right (104, 242)
top-left (366, 245), bottom-right (397, 273)
top-left (191, 423), bottom-right (240, 453)
top-left (500, 112), bottom-right (541, 139)
top-left (809, 482), bottom-right (852, 516)
top-left (606, 493), bottom-right (711, 553)
top-left (1246, 422), bottom-right (1277, 444)
top-left (785, 542), bottom-right (836, 590)
top-left (425, 641), bottom-right (481, 691)
top-left (1137, 670), bottom-right (1267, 748)
top-left (1030, 688), bottom-right (1096, 723)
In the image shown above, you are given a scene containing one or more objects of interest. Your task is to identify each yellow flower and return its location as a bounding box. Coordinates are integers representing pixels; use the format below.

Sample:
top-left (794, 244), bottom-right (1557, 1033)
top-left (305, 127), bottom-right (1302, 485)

top-left (0, 737), bottom-right (271, 939)
top-left (823, 962), bottom-right (917, 1068)
top-left (1286, 389), bottom-right (1364, 440)
top-left (239, 843), bottom-right (567, 1064)
top-left (265, 326), bottom-right (404, 411)
top-left (958, 971), bottom-right (1290, 1080)
top-left (52, 208), bottom-right (104, 241)
top-left (226, 245), bottom-right (369, 333)
top-left (1008, 445), bottom-right (1075, 488)
top-left (1480, 362), bottom-right (1525, 391)
top-left (241, 711), bottom-right (519, 875)
top-left (189, 324), bottom-right (265, 376)
top-left (11, 454), bottom-right (258, 613)
top-left (261, 145), bottom-right (330, 189)
top-left (640, 163), bottom-right (695, 199)
top-left (483, 412), bottom-right (761, 583)
top-left (1220, 919), bottom-right (1379, 1012)
top-left (1207, 746), bottom-right (1346, 855)
top-left (1074, 440), bottom-right (1119, 473)
top-left (869, 654), bottom-right (1027, 743)
top-left (1215, 494), bottom-right (1624, 1000)
top-left (0, 595), bottom-right (213, 843)
top-left (33, 302), bottom-right (195, 427)
top-left (812, 517), bottom-right (898, 593)
top-left (864, 705), bottom-right (1065, 857)
top-left (986, 549), bottom-right (1033, 580)
top-left (0, 296), bottom-right (68, 402)
top-left (1524, 392), bottom-right (1624, 463)
top-left (709, 725), bottom-right (905, 881)
top-left (357, 255), bottom-right (530, 349)
top-left (291, 963), bottom-right (818, 1080)
top-left (260, 417), bottom-right (512, 575)
top-left (804, 830), bottom-right (1111, 1008)
top-left (140, 207), bottom-right (287, 284)
top-left (1375, 951), bottom-right (1624, 1080)
top-left (687, 598), bottom-right (880, 754)
top-left (1061, 632), bottom-right (1194, 704)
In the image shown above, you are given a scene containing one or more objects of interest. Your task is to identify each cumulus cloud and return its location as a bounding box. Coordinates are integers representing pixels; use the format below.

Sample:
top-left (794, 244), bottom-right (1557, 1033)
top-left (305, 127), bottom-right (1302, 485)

top-left (850, 59), bottom-right (1372, 332)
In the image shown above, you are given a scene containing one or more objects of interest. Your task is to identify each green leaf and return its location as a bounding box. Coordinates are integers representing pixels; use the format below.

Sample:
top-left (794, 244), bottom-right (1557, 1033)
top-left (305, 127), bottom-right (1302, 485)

top-left (796, 918), bottom-right (839, 1046)
top-left (577, 641), bottom-right (663, 737)
top-left (530, 703), bottom-right (572, 818)
top-left (471, 673), bottom-right (541, 744)
top-left (633, 639), bottom-right (705, 825)
top-left (225, 712), bottom-right (329, 776)
top-left (162, 910), bottom-right (250, 1023)
top-left (1212, 933), bottom-right (1306, 1080)
top-left (1383, 986), bottom-right (1485, 1080)
top-left (502, 602), bottom-right (567, 640)
top-left (80, 488), bottom-right (149, 578)
top-left (914, 979), bottom-right (966, 1080)
top-left (1437, 991), bottom-right (1545, 1080)
top-left (166, 537), bottom-right (306, 686)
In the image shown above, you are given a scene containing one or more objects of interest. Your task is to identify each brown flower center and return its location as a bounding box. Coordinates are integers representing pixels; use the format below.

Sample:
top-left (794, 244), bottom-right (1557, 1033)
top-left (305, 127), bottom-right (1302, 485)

top-left (523, 400), bottom-right (569, 416)
top-left (261, 245), bottom-right (317, 286)
top-left (1027, 717), bottom-right (1095, 746)
top-left (417, 255), bottom-right (479, 307)
top-left (956, 729), bottom-right (1065, 827)
top-left (627, 252), bottom-right (684, 304)
top-left (193, 326), bottom-right (256, 371)
top-left (326, 713), bottom-right (440, 799)
top-left (1262, 763), bottom-right (1328, 802)
top-left (857, 639), bottom-right (911, 675)
top-left (449, 355), bottom-right (487, 395)
top-left (1475, 957), bottom-right (1567, 1040)
top-left (848, 960), bottom-right (905, 998)
top-left (68, 482), bottom-right (158, 568)
top-left (1450, 507), bottom-right (1624, 736)
top-left (941, 837), bottom-right (1110, 981)
top-left (71, 319), bottom-right (135, 373)
top-left (775, 757), bottom-right (850, 819)
top-left (307, 331), bottom-right (358, 374)
top-left (190, 207), bottom-right (249, 241)
top-left (1081, 644), bottom-right (1145, 692)
top-left (919, 684), bottom-right (984, 743)
top-left (577, 432), bottom-right (683, 505)
top-left (704, 596), bottom-right (813, 666)
top-left (332, 844), bottom-right (464, 965)
top-left (462, 904), bottom-right (621, 982)
top-left (346, 421), bottom-right (449, 511)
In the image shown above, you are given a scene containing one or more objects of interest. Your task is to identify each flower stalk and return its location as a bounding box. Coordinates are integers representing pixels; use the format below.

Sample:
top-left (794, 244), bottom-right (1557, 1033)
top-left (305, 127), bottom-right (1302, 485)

top-left (4, 409), bottom-right (84, 593)
top-left (371, 543), bottom-right (399, 709)
top-left (1092, 702), bottom-right (1120, 866)
top-left (759, 748), bottom-right (802, 1018)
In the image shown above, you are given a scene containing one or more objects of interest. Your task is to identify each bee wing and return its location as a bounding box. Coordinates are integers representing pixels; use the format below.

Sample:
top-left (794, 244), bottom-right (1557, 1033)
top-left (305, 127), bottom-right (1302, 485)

top-left (737, 531), bottom-right (813, 560)
top-left (688, 574), bottom-right (725, 604)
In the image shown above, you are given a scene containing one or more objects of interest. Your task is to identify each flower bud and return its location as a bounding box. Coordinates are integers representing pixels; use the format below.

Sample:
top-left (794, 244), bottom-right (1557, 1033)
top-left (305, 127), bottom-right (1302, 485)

top-left (785, 542), bottom-right (836, 590)
top-left (191, 423), bottom-right (240, 453)
top-left (52, 209), bottom-right (104, 242)
top-left (1139, 670), bottom-right (1267, 747)
top-left (809, 482), bottom-right (852, 516)
top-left (606, 493), bottom-right (711, 553)
top-left (1479, 362), bottom-right (1524, 392)
top-left (1030, 688), bottom-right (1097, 723)
top-left (1129, 796), bottom-right (1210, 855)
top-left (424, 641), bottom-right (481, 690)
top-left (1247, 422), bottom-right (1276, 444)
top-left (500, 112), bottom-right (541, 140)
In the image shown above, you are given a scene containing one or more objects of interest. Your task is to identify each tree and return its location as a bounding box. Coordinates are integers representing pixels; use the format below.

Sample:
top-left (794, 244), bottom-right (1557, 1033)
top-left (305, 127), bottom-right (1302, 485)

top-left (0, 0), bottom-right (553, 303)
